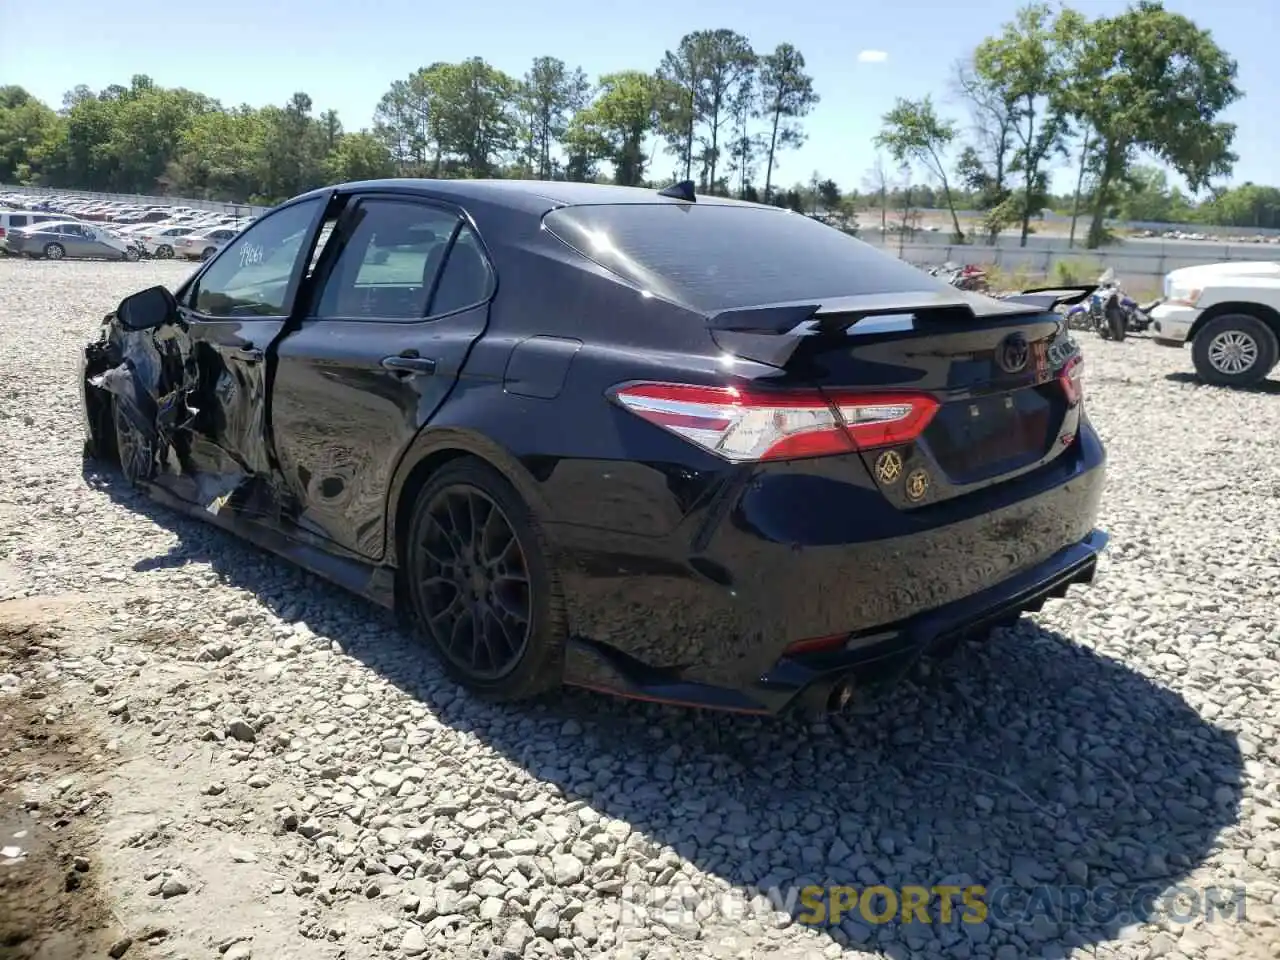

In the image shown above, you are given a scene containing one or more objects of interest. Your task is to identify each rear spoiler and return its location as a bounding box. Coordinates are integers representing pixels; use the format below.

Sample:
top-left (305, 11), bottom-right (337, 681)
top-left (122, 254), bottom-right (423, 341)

top-left (704, 289), bottom-right (1049, 336)
top-left (1002, 285), bottom-right (1099, 310)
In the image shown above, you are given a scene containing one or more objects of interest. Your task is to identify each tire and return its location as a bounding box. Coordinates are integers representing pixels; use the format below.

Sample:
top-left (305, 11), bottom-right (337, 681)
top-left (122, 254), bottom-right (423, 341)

top-left (403, 458), bottom-right (566, 702)
top-left (1106, 302), bottom-right (1127, 342)
top-left (156, 244), bottom-right (173, 259)
top-left (1191, 313), bottom-right (1280, 387)
top-left (201, 247), bottom-right (217, 261)
top-left (110, 391), bottom-right (153, 485)
top-left (43, 242), bottom-right (65, 260)
top-left (124, 247), bottom-right (140, 262)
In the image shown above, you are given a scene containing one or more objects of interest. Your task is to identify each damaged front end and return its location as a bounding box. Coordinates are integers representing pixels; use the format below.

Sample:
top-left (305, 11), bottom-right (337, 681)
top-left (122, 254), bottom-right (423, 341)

top-left (83, 317), bottom-right (194, 485)
top-left (80, 291), bottom-right (252, 515)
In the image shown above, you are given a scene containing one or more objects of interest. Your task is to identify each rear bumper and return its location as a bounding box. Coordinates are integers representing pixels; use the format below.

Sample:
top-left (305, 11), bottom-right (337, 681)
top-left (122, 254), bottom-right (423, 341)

top-left (565, 527), bottom-right (1107, 714)
top-left (559, 421), bottom-right (1108, 714)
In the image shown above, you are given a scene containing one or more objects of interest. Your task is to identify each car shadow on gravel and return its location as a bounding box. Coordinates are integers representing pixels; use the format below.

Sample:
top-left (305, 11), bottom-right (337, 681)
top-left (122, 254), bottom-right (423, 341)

top-left (1164, 371), bottom-right (1280, 393)
top-left (86, 463), bottom-right (1246, 958)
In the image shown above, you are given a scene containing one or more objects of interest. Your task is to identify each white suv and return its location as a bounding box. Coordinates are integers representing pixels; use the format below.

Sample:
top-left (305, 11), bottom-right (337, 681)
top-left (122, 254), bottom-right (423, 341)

top-left (1151, 261), bottom-right (1280, 387)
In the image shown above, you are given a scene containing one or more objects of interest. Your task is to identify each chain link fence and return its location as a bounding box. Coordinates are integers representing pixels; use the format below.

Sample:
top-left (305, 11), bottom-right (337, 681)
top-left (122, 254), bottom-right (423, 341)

top-left (860, 234), bottom-right (1274, 294)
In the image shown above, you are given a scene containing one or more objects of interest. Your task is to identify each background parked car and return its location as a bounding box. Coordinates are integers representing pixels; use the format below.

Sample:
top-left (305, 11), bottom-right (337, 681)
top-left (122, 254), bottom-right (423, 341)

top-left (7, 220), bottom-right (140, 261)
top-left (174, 226), bottom-right (239, 261)
top-left (138, 225), bottom-right (196, 258)
top-left (0, 210), bottom-right (74, 254)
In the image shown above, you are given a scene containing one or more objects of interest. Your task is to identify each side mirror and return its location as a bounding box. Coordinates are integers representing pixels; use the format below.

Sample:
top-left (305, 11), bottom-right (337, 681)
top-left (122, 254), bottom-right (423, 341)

top-left (117, 285), bottom-right (178, 331)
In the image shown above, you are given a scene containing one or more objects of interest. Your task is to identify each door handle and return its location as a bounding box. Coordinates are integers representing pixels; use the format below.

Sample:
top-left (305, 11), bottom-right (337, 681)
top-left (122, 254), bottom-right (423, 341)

top-left (381, 355), bottom-right (437, 376)
top-left (233, 347), bottom-right (264, 363)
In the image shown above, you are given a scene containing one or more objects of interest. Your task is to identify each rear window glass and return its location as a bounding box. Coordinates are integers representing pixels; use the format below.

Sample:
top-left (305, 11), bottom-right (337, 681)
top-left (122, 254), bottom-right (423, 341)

top-left (542, 203), bottom-right (945, 313)
top-left (9, 215), bottom-right (27, 227)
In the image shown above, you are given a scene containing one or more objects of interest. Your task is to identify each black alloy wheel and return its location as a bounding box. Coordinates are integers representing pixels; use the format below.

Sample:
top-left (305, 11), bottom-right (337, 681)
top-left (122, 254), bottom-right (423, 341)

top-left (405, 458), bottom-right (565, 700)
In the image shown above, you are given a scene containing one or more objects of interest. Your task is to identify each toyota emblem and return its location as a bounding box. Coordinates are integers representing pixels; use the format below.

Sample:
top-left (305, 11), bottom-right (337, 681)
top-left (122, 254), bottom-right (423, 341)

top-left (996, 333), bottom-right (1030, 374)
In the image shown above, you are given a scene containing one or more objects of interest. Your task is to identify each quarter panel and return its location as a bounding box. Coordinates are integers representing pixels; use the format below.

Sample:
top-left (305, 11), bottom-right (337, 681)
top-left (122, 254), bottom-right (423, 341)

top-left (395, 237), bottom-right (771, 542)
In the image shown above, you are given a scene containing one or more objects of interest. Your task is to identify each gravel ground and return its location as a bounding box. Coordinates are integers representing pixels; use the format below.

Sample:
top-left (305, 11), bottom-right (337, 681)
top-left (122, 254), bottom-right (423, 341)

top-left (1, 257), bottom-right (1278, 960)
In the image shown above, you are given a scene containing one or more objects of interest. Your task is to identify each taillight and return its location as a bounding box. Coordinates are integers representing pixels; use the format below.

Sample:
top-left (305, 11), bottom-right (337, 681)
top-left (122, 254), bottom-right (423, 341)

top-left (610, 382), bottom-right (939, 462)
top-left (1058, 356), bottom-right (1084, 406)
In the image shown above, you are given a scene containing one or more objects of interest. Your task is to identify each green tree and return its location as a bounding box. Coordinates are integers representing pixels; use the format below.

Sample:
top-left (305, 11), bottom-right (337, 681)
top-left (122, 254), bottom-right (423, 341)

top-left (519, 57), bottom-right (591, 179)
top-left (0, 88), bottom-right (63, 184)
top-left (952, 58), bottom-right (1016, 243)
top-left (692, 30), bottom-right (755, 191)
top-left (165, 107), bottom-right (265, 201)
top-left (434, 58), bottom-right (520, 177)
top-left (326, 131), bottom-right (397, 183)
top-left (105, 78), bottom-right (215, 193)
top-left (757, 43), bottom-right (818, 202)
top-left (566, 71), bottom-right (659, 186)
top-left (1112, 165), bottom-right (1194, 222)
top-left (876, 96), bottom-right (965, 242)
top-left (372, 63), bottom-right (458, 175)
top-left (257, 92), bottom-right (330, 200)
top-left (1198, 183), bottom-right (1280, 230)
top-left (816, 177), bottom-right (841, 212)
top-left (319, 109), bottom-right (342, 152)
top-left (973, 2), bottom-right (1068, 246)
top-left (372, 75), bottom-right (424, 171)
top-left (725, 65), bottom-right (761, 198)
top-left (1062, 1), bottom-right (1242, 247)
top-left (655, 33), bottom-right (711, 181)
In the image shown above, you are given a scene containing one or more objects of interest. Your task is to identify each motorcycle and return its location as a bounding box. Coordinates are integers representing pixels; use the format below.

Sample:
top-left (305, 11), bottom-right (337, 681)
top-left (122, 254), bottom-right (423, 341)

top-left (929, 261), bottom-right (990, 293)
top-left (1062, 269), bottom-right (1155, 341)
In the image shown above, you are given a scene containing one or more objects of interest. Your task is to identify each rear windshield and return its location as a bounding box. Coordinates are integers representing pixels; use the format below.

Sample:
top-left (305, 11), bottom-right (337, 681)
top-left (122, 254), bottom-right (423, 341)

top-left (543, 202), bottom-right (946, 313)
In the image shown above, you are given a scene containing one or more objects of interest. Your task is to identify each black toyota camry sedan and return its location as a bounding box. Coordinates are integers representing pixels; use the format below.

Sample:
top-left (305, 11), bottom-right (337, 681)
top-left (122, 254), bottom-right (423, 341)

top-left (79, 178), bottom-right (1107, 715)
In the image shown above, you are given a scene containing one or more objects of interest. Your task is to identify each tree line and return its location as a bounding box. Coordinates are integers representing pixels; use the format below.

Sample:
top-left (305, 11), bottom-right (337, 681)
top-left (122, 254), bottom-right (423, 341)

top-left (873, 0), bottom-right (1244, 247)
top-left (0, 4), bottom-right (1268, 249)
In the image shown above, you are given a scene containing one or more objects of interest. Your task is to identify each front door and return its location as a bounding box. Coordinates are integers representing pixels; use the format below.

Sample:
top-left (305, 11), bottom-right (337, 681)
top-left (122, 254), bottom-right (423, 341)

top-left (269, 194), bottom-right (495, 560)
top-left (59, 223), bottom-right (94, 257)
top-left (170, 194), bottom-right (332, 486)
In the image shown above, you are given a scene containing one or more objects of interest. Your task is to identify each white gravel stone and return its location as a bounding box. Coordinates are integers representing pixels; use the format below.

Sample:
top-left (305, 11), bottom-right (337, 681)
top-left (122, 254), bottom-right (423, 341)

top-left (2, 257), bottom-right (1279, 960)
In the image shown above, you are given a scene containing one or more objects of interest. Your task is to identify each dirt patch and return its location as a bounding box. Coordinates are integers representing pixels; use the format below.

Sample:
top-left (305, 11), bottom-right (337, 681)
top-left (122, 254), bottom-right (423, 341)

top-left (0, 622), bottom-right (133, 960)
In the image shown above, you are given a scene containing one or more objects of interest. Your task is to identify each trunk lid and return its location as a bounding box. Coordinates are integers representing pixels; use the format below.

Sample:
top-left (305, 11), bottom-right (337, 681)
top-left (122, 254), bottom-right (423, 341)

top-left (707, 289), bottom-right (1082, 507)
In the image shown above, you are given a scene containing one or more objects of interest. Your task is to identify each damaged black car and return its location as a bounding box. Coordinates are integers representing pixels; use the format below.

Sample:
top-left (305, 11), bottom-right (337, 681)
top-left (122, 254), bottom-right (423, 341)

top-left (80, 178), bottom-right (1108, 715)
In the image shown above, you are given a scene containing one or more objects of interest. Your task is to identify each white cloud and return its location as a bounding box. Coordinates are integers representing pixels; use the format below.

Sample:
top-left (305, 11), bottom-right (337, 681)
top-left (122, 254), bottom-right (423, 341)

top-left (858, 50), bottom-right (889, 63)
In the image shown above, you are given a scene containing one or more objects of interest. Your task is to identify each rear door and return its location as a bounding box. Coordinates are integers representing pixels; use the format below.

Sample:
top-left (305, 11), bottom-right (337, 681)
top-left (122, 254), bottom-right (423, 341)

top-left (543, 202), bottom-right (1082, 508)
top-left (269, 193), bottom-right (495, 560)
top-left (170, 195), bottom-right (333, 482)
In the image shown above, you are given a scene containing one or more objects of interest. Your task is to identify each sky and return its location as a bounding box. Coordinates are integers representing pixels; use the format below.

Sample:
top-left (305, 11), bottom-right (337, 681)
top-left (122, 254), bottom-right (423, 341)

top-left (1, 0), bottom-right (1275, 196)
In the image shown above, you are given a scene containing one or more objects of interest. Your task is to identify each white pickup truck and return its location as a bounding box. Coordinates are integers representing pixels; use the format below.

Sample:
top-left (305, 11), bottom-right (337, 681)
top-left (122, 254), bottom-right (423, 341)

top-left (1150, 261), bottom-right (1280, 387)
